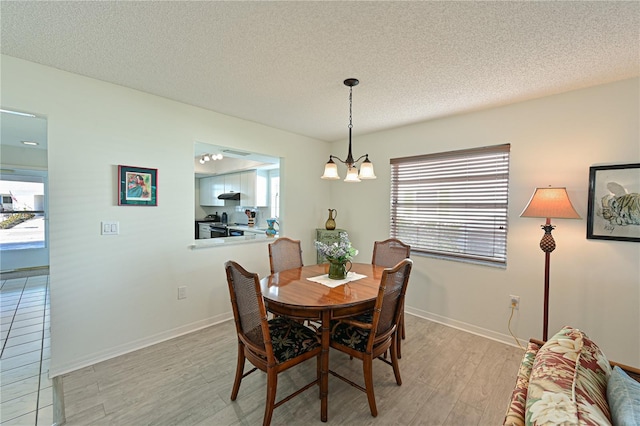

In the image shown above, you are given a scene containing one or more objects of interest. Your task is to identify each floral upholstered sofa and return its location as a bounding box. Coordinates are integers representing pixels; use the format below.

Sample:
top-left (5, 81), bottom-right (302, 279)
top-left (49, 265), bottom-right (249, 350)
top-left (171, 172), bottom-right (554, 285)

top-left (504, 326), bottom-right (640, 426)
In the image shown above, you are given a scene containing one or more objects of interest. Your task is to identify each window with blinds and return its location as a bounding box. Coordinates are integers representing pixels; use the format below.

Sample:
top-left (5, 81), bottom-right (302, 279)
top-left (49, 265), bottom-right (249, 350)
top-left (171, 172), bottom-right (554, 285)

top-left (390, 144), bottom-right (510, 267)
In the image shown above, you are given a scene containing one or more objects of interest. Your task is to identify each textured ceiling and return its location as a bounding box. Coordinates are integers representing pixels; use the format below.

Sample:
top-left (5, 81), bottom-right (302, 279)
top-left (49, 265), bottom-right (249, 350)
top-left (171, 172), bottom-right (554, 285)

top-left (1, 1), bottom-right (638, 143)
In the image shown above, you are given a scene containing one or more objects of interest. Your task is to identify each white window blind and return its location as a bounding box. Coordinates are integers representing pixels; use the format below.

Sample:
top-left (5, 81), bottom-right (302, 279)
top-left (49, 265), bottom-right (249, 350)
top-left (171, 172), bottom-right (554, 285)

top-left (390, 144), bottom-right (510, 267)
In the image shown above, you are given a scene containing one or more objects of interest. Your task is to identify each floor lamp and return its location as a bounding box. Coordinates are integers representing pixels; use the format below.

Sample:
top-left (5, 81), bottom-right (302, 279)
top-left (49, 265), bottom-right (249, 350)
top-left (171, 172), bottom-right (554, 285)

top-left (520, 187), bottom-right (581, 341)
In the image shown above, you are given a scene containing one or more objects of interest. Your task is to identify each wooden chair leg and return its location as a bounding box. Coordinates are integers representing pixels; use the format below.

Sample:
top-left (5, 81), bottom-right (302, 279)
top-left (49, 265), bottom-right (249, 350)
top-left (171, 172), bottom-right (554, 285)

top-left (231, 342), bottom-right (245, 400)
top-left (398, 311), bottom-right (406, 358)
top-left (390, 337), bottom-right (402, 386)
top-left (363, 357), bottom-right (378, 417)
top-left (263, 369), bottom-right (278, 426)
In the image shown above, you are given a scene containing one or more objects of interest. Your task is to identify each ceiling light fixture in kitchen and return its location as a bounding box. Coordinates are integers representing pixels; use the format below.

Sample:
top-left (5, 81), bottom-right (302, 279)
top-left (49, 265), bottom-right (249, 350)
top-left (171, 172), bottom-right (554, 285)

top-left (321, 78), bottom-right (376, 182)
top-left (199, 153), bottom-right (223, 164)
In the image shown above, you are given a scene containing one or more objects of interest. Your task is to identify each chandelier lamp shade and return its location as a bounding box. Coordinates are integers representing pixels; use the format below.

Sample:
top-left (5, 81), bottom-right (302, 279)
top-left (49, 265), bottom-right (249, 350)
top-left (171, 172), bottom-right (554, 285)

top-left (520, 186), bottom-right (581, 341)
top-left (321, 78), bottom-right (376, 182)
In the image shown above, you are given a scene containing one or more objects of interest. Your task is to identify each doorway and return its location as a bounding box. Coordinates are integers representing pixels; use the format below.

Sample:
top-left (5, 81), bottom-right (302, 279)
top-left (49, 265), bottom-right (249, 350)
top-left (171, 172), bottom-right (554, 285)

top-left (0, 110), bottom-right (48, 272)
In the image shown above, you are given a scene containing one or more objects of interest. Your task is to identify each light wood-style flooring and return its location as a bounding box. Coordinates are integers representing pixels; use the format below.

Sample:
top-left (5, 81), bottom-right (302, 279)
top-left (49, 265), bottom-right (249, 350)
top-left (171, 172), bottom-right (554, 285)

top-left (61, 314), bottom-right (523, 425)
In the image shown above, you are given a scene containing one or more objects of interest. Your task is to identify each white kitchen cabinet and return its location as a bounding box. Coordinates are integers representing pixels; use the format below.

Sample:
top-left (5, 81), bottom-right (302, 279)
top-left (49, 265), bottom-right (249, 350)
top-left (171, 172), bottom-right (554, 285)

top-left (198, 223), bottom-right (212, 239)
top-left (199, 176), bottom-right (222, 206)
top-left (213, 175), bottom-right (225, 200)
top-left (199, 175), bottom-right (227, 206)
top-left (241, 170), bottom-right (268, 207)
top-left (224, 173), bottom-right (241, 194)
top-left (198, 177), bottom-right (211, 205)
top-left (241, 171), bottom-right (255, 206)
top-left (199, 172), bottom-right (246, 206)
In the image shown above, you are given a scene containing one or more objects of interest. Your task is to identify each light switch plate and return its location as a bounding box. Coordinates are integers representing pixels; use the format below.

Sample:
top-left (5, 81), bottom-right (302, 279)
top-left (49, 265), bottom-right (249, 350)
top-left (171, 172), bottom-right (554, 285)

top-left (101, 221), bottom-right (119, 235)
top-left (178, 286), bottom-right (187, 299)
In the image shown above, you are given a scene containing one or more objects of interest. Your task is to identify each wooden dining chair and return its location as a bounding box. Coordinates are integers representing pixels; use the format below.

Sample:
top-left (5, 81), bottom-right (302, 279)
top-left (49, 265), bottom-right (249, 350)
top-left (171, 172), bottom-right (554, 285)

top-left (225, 261), bottom-right (322, 426)
top-left (268, 237), bottom-right (303, 274)
top-left (372, 238), bottom-right (411, 268)
top-left (372, 238), bottom-right (411, 357)
top-left (268, 237), bottom-right (320, 328)
top-left (329, 258), bottom-right (413, 417)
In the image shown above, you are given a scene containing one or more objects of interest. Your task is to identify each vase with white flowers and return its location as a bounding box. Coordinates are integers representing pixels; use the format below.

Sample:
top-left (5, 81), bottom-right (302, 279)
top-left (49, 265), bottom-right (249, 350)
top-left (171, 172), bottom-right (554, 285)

top-left (314, 232), bottom-right (358, 279)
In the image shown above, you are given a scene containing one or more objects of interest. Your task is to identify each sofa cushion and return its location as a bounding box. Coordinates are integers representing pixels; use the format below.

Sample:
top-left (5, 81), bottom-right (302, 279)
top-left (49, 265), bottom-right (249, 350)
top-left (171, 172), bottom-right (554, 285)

top-left (504, 341), bottom-right (541, 426)
top-left (607, 365), bottom-right (640, 426)
top-left (573, 328), bottom-right (612, 425)
top-left (524, 326), bottom-right (612, 426)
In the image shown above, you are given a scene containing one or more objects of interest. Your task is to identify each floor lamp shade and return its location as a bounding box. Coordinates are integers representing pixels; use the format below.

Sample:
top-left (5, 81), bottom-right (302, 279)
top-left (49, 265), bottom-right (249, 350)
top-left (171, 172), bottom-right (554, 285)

top-left (520, 187), bottom-right (581, 341)
top-left (520, 187), bottom-right (581, 220)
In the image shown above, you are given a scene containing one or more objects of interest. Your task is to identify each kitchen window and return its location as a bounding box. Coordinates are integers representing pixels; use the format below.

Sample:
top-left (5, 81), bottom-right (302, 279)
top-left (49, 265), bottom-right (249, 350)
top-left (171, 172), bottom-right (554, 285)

top-left (390, 144), bottom-right (510, 267)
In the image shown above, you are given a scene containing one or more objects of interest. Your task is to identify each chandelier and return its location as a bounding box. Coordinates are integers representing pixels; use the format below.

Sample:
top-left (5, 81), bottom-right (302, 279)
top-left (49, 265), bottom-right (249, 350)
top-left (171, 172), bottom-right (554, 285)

top-left (321, 78), bottom-right (376, 182)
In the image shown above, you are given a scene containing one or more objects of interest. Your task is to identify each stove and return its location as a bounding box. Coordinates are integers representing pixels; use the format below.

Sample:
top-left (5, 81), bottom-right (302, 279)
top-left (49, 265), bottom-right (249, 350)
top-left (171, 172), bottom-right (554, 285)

top-left (210, 223), bottom-right (228, 238)
top-left (196, 220), bottom-right (248, 239)
top-left (211, 223), bottom-right (247, 237)
top-left (195, 219), bottom-right (224, 239)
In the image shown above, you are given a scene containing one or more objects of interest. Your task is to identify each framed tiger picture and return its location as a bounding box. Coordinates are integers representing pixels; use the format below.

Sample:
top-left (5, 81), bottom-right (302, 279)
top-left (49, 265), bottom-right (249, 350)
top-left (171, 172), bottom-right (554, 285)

top-left (587, 163), bottom-right (640, 242)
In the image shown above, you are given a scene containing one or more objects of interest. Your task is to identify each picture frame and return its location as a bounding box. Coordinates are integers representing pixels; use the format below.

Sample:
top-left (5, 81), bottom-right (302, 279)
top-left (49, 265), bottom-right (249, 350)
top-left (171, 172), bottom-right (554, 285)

top-left (118, 165), bottom-right (157, 206)
top-left (587, 163), bottom-right (640, 242)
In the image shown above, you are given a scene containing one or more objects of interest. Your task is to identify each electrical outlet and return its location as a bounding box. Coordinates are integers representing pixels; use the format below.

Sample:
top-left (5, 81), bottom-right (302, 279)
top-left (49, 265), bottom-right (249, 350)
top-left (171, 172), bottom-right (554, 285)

top-left (510, 295), bottom-right (520, 310)
top-left (178, 286), bottom-right (187, 300)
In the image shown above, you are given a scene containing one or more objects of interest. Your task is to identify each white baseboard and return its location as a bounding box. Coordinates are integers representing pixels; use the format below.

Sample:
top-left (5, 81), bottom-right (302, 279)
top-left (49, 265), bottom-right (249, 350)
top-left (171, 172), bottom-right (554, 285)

top-left (405, 306), bottom-right (526, 349)
top-left (49, 312), bottom-right (233, 378)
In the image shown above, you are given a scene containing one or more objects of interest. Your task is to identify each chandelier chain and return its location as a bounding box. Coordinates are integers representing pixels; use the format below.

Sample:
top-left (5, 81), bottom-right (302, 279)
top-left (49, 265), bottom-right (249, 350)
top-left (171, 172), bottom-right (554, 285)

top-left (348, 86), bottom-right (353, 130)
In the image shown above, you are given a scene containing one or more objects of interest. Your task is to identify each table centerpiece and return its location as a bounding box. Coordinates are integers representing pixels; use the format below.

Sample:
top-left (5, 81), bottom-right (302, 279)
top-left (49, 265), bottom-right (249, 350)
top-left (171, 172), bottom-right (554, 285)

top-left (315, 231), bottom-right (358, 279)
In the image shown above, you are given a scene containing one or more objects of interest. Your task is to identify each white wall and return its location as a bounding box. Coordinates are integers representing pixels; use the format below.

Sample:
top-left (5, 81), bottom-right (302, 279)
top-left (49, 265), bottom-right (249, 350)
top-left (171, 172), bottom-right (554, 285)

top-left (328, 78), bottom-right (640, 365)
top-left (3, 54), bottom-right (638, 373)
top-left (1, 55), bottom-right (331, 376)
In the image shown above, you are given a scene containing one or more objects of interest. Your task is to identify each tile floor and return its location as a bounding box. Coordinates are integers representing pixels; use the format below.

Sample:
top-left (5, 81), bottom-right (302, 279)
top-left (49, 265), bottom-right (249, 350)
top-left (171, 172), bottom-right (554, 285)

top-left (0, 274), bottom-right (52, 426)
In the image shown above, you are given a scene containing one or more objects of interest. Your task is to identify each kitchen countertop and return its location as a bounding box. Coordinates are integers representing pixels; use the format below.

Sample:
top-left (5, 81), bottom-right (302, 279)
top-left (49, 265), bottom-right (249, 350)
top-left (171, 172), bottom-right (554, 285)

top-left (190, 233), bottom-right (278, 249)
top-left (227, 224), bottom-right (271, 234)
top-left (195, 221), bottom-right (270, 233)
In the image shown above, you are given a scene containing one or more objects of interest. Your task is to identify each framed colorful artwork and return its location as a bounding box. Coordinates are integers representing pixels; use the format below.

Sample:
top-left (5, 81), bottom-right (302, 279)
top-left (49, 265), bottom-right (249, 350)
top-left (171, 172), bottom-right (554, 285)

top-left (587, 163), bottom-right (640, 242)
top-left (118, 165), bottom-right (157, 206)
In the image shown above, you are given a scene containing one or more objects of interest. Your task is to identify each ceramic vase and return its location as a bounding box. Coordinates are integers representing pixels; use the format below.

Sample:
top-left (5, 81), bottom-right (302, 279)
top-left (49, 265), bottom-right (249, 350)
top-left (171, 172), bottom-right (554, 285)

top-left (265, 219), bottom-right (278, 238)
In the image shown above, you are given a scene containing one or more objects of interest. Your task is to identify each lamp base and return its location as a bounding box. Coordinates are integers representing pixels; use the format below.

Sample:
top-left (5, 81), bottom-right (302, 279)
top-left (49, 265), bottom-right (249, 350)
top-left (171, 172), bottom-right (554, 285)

top-left (539, 221), bottom-right (556, 341)
top-left (540, 224), bottom-right (556, 253)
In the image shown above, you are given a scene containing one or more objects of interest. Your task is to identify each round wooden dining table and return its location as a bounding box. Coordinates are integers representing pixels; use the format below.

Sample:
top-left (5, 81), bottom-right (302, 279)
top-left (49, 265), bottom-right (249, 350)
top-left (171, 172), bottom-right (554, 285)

top-left (260, 262), bottom-right (386, 422)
